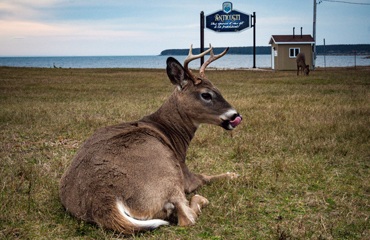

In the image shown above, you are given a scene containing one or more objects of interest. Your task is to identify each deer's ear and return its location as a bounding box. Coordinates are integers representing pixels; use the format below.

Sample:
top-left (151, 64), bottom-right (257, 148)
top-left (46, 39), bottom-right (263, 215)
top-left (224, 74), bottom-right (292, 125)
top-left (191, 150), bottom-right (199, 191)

top-left (166, 57), bottom-right (191, 89)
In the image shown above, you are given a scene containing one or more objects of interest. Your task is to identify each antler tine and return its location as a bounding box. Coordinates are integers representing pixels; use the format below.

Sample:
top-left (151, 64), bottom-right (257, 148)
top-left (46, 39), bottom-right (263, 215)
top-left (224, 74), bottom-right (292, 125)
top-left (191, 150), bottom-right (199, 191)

top-left (184, 44), bottom-right (212, 79)
top-left (199, 44), bottom-right (229, 78)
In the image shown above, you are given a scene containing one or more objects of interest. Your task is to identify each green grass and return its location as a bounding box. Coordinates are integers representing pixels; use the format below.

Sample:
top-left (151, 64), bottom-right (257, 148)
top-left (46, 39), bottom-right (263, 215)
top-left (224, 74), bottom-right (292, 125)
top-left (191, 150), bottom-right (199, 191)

top-left (0, 66), bottom-right (369, 239)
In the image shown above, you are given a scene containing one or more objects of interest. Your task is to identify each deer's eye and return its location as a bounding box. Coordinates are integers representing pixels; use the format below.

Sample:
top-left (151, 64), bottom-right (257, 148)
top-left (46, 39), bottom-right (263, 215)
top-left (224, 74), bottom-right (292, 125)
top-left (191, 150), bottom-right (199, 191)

top-left (201, 93), bottom-right (212, 101)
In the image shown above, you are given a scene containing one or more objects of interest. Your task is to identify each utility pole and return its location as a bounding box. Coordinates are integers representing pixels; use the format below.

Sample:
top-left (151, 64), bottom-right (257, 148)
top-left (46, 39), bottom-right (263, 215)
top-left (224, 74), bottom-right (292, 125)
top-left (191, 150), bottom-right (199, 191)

top-left (313, 0), bottom-right (317, 69)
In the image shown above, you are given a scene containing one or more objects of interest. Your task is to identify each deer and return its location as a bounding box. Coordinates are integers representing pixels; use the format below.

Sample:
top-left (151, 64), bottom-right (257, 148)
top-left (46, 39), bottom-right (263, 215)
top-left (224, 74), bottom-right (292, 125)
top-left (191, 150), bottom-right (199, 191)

top-left (59, 44), bottom-right (242, 235)
top-left (296, 52), bottom-right (310, 76)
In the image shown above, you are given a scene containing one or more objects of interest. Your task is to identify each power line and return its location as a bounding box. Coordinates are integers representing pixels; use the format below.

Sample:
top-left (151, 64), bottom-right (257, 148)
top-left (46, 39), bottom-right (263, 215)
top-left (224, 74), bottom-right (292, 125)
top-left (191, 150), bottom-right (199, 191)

top-left (320, 0), bottom-right (370, 5)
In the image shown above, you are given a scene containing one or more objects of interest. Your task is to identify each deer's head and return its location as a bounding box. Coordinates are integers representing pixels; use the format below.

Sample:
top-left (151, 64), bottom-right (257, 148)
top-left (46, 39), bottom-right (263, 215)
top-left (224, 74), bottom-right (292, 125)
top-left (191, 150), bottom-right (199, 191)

top-left (166, 44), bottom-right (242, 130)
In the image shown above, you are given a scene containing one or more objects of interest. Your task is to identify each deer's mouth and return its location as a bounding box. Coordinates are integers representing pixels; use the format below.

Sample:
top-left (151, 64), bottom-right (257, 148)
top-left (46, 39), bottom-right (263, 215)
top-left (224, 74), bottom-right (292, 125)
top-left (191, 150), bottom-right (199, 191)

top-left (221, 113), bottom-right (242, 130)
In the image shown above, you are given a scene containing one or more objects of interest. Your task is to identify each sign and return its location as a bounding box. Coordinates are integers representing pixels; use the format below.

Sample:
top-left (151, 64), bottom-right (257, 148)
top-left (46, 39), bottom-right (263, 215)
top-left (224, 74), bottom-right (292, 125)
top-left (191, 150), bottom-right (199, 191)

top-left (206, 2), bottom-right (252, 32)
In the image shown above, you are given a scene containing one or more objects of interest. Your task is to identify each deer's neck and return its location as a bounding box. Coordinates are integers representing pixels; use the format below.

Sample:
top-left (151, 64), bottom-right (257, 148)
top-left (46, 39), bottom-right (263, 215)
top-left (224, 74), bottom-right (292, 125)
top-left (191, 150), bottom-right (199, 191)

top-left (141, 93), bottom-right (197, 162)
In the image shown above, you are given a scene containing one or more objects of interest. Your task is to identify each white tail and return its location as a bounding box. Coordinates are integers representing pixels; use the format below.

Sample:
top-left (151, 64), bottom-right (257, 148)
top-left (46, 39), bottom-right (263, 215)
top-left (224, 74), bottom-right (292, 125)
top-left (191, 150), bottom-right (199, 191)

top-left (116, 201), bottom-right (169, 230)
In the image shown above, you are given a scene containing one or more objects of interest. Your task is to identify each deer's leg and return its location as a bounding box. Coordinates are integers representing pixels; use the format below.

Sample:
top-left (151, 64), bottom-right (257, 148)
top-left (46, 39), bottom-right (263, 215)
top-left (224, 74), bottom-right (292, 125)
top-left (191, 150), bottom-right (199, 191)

top-left (184, 171), bottom-right (239, 193)
top-left (181, 161), bottom-right (239, 193)
top-left (200, 172), bottom-right (239, 184)
top-left (189, 194), bottom-right (209, 215)
top-left (174, 200), bottom-right (197, 226)
top-left (173, 195), bottom-right (209, 227)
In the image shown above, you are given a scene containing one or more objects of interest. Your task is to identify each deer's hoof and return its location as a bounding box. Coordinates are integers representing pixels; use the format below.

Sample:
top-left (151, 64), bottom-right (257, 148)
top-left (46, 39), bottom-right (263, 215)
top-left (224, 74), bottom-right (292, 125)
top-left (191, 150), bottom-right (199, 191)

top-left (192, 194), bottom-right (209, 207)
top-left (226, 172), bottom-right (239, 179)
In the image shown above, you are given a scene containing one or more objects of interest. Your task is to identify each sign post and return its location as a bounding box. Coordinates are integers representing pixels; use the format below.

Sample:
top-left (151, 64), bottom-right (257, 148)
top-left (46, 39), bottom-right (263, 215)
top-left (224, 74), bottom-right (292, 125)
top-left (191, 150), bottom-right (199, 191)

top-left (201, 2), bottom-right (256, 68)
top-left (200, 11), bottom-right (205, 66)
top-left (252, 12), bottom-right (256, 68)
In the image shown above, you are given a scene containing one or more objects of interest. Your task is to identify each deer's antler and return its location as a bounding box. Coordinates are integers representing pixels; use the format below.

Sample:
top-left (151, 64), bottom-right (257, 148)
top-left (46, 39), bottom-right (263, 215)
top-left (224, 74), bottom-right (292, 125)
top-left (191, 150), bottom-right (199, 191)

top-left (183, 44), bottom-right (212, 84)
top-left (183, 44), bottom-right (229, 85)
top-left (200, 44), bottom-right (229, 79)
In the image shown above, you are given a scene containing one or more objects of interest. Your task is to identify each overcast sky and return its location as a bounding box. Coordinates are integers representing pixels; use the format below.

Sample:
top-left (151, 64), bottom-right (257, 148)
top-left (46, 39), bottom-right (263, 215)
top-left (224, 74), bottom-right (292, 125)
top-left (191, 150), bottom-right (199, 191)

top-left (0, 0), bottom-right (369, 56)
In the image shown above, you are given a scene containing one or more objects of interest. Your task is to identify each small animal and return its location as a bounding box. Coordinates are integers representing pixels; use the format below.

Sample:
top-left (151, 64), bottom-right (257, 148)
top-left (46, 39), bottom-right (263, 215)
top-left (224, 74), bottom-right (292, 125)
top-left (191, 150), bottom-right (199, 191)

top-left (296, 52), bottom-right (309, 76)
top-left (59, 44), bottom-right (242, 234)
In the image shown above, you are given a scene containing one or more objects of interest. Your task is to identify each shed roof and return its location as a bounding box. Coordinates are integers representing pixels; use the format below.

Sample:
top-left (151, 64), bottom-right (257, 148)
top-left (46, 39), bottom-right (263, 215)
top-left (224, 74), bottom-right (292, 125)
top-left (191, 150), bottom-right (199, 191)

top-left (269, 35), bottom-right (315, 45)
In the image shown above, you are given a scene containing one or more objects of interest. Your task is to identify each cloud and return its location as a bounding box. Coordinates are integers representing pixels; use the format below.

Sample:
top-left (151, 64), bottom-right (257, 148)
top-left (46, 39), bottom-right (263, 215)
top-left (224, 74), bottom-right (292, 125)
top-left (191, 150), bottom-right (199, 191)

top-left (0, 1), bottom-right (39, 20)
top-left (0, 17), bottom-right (163, 56)
top-left (0, 0), bottom-right (368, 56)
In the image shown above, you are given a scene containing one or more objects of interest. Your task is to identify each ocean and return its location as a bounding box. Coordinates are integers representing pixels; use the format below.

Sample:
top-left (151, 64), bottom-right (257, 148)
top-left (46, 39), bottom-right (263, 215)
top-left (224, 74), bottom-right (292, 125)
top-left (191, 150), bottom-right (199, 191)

top-left (0, 55), bottom-right (369, 69)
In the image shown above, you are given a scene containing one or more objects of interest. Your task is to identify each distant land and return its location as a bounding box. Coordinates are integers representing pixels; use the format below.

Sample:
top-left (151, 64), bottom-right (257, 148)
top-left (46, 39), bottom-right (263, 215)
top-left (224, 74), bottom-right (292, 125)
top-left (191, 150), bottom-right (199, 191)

top-left (160, 44), bottom-right (370, 56)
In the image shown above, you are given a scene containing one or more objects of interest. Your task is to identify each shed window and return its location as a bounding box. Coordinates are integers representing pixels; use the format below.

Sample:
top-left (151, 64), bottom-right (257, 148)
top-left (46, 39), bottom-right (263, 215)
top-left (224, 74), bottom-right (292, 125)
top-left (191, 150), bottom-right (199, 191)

top-left (289, 48), bottom-right (300, 58)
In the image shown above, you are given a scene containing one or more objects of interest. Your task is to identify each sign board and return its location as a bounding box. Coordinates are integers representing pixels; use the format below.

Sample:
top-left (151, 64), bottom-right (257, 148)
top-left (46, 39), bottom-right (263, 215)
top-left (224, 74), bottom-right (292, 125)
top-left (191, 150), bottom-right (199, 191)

top-left (206, 2), bottom-right (252, 32)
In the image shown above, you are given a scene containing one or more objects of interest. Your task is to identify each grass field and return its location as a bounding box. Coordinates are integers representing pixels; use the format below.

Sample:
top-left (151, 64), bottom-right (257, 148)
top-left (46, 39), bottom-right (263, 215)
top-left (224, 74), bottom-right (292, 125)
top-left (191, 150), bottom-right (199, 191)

top-left (0, 66), bottom-right (369, 239)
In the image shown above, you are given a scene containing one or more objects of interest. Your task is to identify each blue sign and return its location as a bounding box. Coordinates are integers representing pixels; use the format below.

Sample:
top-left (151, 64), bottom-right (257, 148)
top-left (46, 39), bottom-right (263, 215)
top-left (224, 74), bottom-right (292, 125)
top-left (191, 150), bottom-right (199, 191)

top-left (206, 2), bottom-right (252, 32)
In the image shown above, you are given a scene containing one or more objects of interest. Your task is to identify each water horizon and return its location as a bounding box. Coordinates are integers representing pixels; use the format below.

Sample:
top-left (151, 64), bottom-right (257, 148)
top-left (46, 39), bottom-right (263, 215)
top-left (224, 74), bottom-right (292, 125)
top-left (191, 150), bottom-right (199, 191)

top-left (0, 54), bottom-right (369, 69)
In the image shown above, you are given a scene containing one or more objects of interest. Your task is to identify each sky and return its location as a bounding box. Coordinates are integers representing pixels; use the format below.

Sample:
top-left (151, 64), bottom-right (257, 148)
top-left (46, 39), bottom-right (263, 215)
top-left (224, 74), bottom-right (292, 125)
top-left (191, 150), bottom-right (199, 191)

top-left (0, 0), bottom-right (369, 56)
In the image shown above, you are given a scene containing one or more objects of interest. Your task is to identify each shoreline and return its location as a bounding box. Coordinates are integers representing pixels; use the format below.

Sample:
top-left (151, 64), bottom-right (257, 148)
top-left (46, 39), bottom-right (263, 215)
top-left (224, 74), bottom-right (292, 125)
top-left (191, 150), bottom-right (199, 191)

top-left (1, 55), bottom-right (369, 69)
top-left (1, 66), bottom-right (369, 71)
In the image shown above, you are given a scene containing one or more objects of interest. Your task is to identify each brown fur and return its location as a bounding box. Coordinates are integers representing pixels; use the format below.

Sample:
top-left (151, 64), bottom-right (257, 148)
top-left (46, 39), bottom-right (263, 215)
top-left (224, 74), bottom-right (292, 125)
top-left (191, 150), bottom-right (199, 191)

top-left (59, 53), bottom-right (241, 234)
top-left (296, 52), bottom-right (310, 76)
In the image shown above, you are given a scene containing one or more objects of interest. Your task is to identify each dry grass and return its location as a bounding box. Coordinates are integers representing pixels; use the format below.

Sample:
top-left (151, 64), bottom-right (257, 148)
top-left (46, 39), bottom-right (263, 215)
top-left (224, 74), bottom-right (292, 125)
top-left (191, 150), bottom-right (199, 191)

top-left (0, 66), bottom-right (369, 239)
